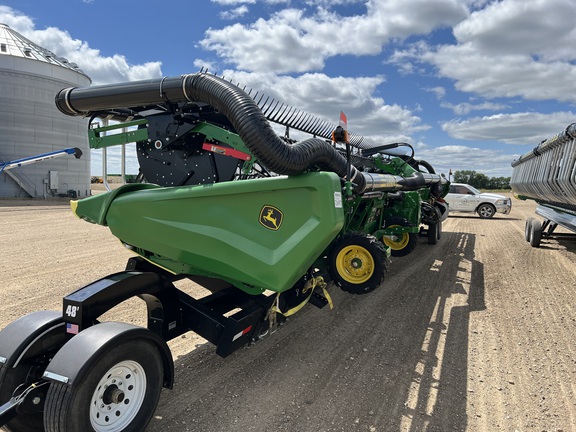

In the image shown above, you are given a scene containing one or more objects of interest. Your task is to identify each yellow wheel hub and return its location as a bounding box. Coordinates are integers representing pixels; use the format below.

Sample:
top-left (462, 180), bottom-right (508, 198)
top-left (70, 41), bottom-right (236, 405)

top-left (382, 225), bottom-right (409, 250)
top-left (335, 245), bottom-right (374, 284)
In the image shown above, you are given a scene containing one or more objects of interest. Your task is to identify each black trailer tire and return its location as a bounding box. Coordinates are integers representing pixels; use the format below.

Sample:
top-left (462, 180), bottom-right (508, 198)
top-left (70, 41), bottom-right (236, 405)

top-left (525, 217), bottom-right (534, 242)
top-left (0, 311), bottom-right (65, 432)
top-left (529, 219), bottom-right (542, 248)
top-left (427, 222), bottom-right (440, 245)
top-left (382, 217), bottom-right (418, 257)
top-left (0, 365), bottom-right (46, 432)
top-left (44, 339), bottom-right (163, 432)
top-left (434, 221), bottom-right (443, 241)
top-left (477, 203), bottom-right (496, 219)
top-left (329, 233), bottom-right (389, 295)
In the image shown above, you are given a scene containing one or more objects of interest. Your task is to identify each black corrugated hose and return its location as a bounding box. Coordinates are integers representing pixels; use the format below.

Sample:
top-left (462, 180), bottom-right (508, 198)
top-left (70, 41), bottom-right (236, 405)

top-left (56, 73), bottom-right (367, 192)
top-left (181, 74), bottom-right (366, 190)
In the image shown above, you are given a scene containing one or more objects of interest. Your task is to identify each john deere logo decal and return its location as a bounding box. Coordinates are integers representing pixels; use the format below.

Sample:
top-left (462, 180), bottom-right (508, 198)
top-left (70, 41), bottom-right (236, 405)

top-left (259, 205), bottom-right (283, 230)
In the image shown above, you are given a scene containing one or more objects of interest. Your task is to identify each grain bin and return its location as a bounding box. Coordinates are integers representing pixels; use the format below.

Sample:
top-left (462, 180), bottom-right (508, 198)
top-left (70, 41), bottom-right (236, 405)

top-left (0, 23), bottom-right (90, 198)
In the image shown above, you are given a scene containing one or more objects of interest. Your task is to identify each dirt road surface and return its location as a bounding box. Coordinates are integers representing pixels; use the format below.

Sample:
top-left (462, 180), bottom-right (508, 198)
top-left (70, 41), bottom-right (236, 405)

top-left (1, 193), bottom-right (575, 432)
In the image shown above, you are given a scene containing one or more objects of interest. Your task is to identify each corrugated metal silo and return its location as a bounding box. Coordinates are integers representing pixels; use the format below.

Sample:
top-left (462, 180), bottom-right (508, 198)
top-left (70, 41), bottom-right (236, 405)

top-left (0, 23), bottom-right (91, 198)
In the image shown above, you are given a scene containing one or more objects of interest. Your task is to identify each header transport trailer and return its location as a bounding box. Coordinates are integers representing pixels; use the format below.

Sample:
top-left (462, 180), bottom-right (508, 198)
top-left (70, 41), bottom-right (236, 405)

top-left (0, 72), bottom-right (448, 432)
top-left (511, 122), bottom-right (576, 247)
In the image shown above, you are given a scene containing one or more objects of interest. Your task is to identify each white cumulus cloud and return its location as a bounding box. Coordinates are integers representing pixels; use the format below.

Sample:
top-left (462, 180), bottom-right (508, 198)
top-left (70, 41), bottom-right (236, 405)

top-left (0, 6), bottom-right (163, 85)
top-left (200, 0), bottom-right (469, 73)
top-left (399, 0), bottom-right (576, 103)
top-left (441, 111), bottom-right (576, 145)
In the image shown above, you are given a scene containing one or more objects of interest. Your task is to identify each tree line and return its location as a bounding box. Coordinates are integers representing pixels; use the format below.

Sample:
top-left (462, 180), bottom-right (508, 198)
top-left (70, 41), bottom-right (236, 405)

top-left (451, 170), bottom-right (511, 190)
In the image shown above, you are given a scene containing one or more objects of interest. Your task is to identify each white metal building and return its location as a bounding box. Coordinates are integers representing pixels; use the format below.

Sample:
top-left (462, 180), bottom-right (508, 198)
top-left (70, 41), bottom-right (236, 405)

top-left (0, 23), bottom-right (91, 198)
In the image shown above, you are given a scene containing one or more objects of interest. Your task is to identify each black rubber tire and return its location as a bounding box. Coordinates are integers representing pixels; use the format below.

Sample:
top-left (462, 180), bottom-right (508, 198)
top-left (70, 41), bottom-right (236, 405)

top-left (427, 222), bottom-right (439, 245)
top-left (477, 203), bottom-right (496, 219)
top-left (529, 219), bottom-right (542, 248)
top-left (525, 217), bottom-right (534, 242)
top-left (44, 339), bottom-right (163, 432)
top-left (382, 217), bottom-right (418, 257)
top-left (0, 312), bottom-right (65, 432)
top-left (0, 364), bottom-right (45, 432)
top-left (329, 232), bottom-right (389, 295)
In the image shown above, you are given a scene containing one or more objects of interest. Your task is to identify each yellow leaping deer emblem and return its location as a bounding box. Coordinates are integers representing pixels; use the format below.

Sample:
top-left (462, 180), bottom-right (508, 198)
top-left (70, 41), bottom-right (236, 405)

top-left (259, 205), bottom-right (283, 230)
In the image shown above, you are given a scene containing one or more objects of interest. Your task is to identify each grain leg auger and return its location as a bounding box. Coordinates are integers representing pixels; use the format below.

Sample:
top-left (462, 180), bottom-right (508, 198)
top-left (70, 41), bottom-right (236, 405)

top-left (0, 72), bottom-right (449, 432)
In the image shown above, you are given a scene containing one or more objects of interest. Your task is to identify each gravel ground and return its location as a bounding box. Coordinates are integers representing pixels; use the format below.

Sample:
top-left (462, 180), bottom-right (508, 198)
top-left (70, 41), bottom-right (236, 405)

top-left (1, 192), bottom-right (575, 432)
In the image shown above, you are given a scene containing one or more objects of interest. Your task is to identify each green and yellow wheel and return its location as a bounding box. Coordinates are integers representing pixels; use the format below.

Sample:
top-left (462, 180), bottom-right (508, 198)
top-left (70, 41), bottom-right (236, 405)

top-left (335, 244), bottom-right (375, 284)
top-left (329, 232), bottom-right (389, 294)
top-left (382, 217), bottom-right (417, 257)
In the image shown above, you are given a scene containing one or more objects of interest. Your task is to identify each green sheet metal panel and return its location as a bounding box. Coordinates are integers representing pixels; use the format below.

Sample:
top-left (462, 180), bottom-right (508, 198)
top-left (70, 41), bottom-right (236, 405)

top-left (73, 172), bottom-right (344, 294)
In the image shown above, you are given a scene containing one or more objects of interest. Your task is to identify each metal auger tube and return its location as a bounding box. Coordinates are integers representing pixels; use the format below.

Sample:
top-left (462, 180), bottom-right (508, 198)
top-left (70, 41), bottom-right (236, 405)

top-left (55, 76), bottom-right (189, 115)
top-left (362, 171), bottom-right (448, 195)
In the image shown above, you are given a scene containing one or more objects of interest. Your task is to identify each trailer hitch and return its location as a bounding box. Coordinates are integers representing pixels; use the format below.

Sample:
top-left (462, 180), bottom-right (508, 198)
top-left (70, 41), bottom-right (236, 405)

top-left (0, 380), bottom-right (49, 425)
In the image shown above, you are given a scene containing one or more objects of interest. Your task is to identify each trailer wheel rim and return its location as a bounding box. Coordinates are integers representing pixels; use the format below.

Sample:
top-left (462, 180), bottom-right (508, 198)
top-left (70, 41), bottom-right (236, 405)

top-left (335, 245), bottom-right (374, 284)
top-left (89, 360), bottom-right (147, 431)
top-left (382, 225), bottom-right (409, 250)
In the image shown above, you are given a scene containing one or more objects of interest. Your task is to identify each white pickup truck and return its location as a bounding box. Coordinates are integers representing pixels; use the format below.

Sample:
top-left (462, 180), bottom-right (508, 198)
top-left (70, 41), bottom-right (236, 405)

top-left (445, 183), bottom-right (512, 218)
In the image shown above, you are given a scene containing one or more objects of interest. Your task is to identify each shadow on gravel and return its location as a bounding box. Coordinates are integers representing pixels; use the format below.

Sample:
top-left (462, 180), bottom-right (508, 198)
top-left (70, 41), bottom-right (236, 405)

top-left (383, 231), bottom-right (485, 432)
top-left (0, 197), bottom-right (71, 207)
top-left (148, 231), bottom-right (485, 432)
top-left (537, 233), bottom-right (576, 253)
top-left (448, 214), bottom-right (521, 221)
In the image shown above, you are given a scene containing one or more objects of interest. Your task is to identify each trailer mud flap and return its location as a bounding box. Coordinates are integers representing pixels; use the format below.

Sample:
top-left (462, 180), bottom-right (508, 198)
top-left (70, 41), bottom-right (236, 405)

top-left (0, 311), bottom-right (64, 368)
top-left (43, 322), bottom-right (174, 389)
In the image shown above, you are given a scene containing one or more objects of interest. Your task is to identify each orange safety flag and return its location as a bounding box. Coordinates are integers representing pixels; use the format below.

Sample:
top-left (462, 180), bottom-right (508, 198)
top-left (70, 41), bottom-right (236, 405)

top-left (339, 111), bottom-right (348, 130)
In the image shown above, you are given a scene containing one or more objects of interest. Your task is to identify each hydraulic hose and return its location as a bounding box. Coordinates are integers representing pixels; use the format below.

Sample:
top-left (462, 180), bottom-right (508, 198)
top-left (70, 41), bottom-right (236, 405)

top-left (416, 159), bottom-right (436, 174)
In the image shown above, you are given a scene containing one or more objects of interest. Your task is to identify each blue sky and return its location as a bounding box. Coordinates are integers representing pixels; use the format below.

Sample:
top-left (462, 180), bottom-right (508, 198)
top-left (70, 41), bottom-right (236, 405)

top-left (1, 0), bottom-right (575, 178)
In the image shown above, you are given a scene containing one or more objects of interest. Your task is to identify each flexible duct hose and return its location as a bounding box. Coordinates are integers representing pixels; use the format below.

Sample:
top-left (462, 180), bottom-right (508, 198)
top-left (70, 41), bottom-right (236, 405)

top-left (56, 73), bottom-right (366, 191)
top-left (182, 74), bottom-right (366, 188)
top-left (55, 73), bottom-right (449, 194)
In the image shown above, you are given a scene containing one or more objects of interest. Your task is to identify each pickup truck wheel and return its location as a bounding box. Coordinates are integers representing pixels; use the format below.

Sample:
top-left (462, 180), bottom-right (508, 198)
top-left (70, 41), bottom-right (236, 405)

top-left (477, 203), bottom-right (496, 219)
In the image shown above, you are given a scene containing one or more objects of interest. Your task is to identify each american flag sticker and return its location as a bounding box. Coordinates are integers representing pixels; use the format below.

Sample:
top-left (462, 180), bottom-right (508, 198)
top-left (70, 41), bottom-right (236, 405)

top-left (66, 323), bottom-right (79, 335)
